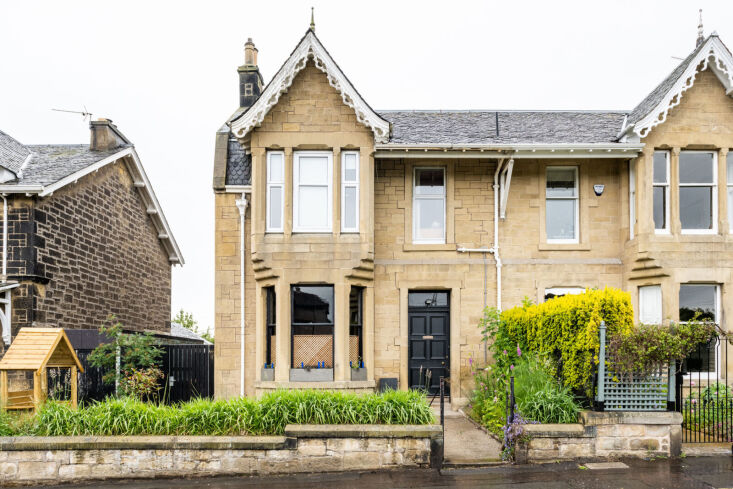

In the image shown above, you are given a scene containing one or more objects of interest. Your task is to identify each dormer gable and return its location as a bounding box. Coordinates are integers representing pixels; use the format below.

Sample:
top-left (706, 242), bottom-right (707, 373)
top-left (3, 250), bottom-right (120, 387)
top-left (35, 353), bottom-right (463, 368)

top-left (621, 34), bottom-right (733, 140)
top-left (229, 29), bottom-right (390, 144)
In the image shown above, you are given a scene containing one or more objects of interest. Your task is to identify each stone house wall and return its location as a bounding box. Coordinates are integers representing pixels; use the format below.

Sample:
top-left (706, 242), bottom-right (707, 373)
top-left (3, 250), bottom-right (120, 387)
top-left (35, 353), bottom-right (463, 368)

top-left (1, 160), bottom-right (171, 339)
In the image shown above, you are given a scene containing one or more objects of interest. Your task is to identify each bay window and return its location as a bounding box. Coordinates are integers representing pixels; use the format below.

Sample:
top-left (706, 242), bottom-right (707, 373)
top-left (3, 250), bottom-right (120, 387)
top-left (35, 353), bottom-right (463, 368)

top-left (727, 152), bottom-right (733, 232)
top-left (413, 168), bottom-right (446, 244)
top-left (291, 285), bottom-right (334, 368)
top-left (638, 285), bottom-right (662, 324)
top-left (293, 151), bottom-right (332, 232)
top-left (679, 151), bottom-right (717, 233)
top-left (653, 151), bottom-right (669, 232)
top-left (266, 151), bottom-right (284, 232)
top-left (679, 284), bottom-right (719, 374)
top-left (546, 167), bottom-right (579, 243)
top-left (341, 151), bottom-right (359, 233)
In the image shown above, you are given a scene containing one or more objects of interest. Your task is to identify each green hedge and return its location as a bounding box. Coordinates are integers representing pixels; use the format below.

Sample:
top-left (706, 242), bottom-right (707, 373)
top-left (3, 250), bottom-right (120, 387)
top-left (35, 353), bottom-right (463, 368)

top-left (0, 389), bottom-right (435, 436)
top-left (495, 288), bottom-right (633, 396)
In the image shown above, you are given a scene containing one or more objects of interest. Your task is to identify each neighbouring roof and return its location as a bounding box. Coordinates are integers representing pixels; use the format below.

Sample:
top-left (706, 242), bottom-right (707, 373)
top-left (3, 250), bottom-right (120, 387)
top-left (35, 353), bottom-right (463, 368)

top-left (0, 129), bottom-right (31, 175)
top-left (382, 111), bottom-right (628, 145)
top-left (21, 144), bottom-right (128, 186)
top-left (0, 129), bottom-right (184, 264)
top-left (0, 328), bottom-right (83, 372)
top-left (169, 322), bottom-right (212, 345)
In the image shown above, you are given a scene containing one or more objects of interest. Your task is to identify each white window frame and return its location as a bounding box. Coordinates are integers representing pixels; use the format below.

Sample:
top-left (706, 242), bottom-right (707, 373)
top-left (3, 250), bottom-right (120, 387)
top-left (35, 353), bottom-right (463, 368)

top-left (679, 150), bottom-right (718, 235)
top-left (293, 151), bottom-right (333, 233)
top-left (638, 285), bottom-right (662, 324)
top-left (340, 151), bottom-right (359, 233)
top-left (412, 167), bottom-right (446, 244)
top-left (653, 151), bottom-right (670, 234)
top-left (545, 166), bottom-right (579, 244)
top-left (266, 151), bottom-right (285, 233)
top-left (629, 160), bottom-right (636, 240)
top-left (679, 283), bottom-right (721, 379)
top-left (727, 151), bottom-right (733, 233)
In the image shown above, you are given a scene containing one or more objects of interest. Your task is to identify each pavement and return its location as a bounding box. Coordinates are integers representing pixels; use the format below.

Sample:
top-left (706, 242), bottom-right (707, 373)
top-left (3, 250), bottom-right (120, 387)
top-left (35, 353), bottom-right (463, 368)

top-left (35, 456), bottom-right (733, 488)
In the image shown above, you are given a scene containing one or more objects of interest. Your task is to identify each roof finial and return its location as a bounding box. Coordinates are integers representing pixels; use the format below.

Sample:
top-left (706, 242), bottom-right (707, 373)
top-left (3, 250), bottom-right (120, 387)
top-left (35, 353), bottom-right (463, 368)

top-left (696, 8), bottom-right (704, 47)
top-left (310, 7), bottom-right (315, 32)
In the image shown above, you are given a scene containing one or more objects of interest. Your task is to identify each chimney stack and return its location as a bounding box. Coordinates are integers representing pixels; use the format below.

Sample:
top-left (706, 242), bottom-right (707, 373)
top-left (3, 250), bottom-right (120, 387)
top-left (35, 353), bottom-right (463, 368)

top-left (238, 38), bottom-right (263, 109)
top-left (89, 119), bottom-right (130, 151)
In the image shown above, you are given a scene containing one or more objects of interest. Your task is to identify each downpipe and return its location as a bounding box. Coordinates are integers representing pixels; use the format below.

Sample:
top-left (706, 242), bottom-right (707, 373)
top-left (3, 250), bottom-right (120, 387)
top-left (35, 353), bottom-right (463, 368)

top-left (235, 194), bottom-right (249, 397)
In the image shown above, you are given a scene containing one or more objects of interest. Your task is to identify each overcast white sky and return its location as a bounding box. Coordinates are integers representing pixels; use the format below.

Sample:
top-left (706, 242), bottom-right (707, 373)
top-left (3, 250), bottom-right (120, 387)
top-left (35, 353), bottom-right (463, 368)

top-left (1, 1), bottom-right (731, 332)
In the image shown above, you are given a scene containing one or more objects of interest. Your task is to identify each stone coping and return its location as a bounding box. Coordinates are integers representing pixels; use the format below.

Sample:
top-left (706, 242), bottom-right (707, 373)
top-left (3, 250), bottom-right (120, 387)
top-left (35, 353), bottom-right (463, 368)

top-left (580, 411), bottom-right (683, 426)
top-left (0, 435), bottom-right (293, 451)
top-left (523, 424), bottom-right (590, 438)
top-left (254, 380), bottom-right (377, 389)
top-left (284, 424), bottom-right (443, 439)
top-left (0, 425), bottom-right (442, 451)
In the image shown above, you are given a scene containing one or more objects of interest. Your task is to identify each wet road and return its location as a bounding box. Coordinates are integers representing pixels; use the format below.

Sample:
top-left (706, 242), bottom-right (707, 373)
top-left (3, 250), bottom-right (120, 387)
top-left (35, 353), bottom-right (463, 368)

top-left (33, 456), bottom-right (733, 489)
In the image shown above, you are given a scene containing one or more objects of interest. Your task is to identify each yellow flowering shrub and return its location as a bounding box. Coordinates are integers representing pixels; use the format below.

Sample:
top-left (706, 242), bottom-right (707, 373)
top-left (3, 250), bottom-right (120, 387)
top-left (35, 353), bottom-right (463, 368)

top-left (496, 288), bottom-right (633, 396)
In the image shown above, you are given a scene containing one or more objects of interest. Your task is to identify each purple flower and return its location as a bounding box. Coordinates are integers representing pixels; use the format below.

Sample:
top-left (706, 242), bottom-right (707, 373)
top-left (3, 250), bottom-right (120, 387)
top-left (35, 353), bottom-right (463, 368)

top-left (503, 350), bottom-right (507, 356)
top-left (469, 357), bottom-right (473, 366)
top-left (517, 346), bottom-right (522, 357)
top-left (510, 364), bottom-right (515, 371)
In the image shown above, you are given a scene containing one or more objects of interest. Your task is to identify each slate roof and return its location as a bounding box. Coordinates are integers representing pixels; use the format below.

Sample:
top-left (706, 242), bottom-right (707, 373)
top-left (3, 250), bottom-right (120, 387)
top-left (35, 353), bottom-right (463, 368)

top-left (170, 322), bottom-right (212, 344)
top-left (225, 136), bottom-right (251, 185)
top-left (21, 144), bottom-right (128, 186)
top-left (381, 111), bottom-right (628, 145)
top-left (627, 37), bottom-right (710, 127)
top-left (0, 129), bottom-right (31, 175)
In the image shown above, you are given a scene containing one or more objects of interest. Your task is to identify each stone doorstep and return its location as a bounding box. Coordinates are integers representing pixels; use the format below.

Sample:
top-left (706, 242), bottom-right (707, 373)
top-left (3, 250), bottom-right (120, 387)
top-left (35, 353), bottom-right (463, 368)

top-left (580, 410), bottom-right (683, 426)
top-left (0, 436), bottom-right (294, 451)
top-left (583, 462), bottom-right (629, 470)
top-left (285, 424), bottom-right (444, 440)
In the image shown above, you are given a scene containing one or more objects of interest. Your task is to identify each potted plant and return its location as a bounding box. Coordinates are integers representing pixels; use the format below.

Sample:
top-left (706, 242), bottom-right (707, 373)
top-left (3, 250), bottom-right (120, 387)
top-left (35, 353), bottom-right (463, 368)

top-left (261, 363), bottom-right (275, 381)
top-left (350, 358), bottom-right (367, 381)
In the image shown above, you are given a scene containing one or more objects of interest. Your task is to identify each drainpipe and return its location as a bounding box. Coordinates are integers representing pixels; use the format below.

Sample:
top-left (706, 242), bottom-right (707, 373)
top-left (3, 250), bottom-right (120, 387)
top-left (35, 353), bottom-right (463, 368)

top-left (457, 157), bottom-right (508, 361)
top-left (2, 195), bottom-right (6, 279)
top-left (235, 193), bottom-right (249, 397)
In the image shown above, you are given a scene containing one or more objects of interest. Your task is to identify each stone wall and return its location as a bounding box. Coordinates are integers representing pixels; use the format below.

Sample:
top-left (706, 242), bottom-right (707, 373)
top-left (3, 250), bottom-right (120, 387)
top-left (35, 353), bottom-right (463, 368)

top-left (0, 425), bottom-right (441, 485)
top-left (2, 160), bottom-right (171, 338)
top-left (516, 411), bottom-right (682, 463)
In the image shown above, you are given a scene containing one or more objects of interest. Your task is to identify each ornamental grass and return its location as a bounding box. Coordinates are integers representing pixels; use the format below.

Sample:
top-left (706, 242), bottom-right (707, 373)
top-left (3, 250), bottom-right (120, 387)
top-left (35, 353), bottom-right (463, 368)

top-left (5, 389), bottom-right (434, 437)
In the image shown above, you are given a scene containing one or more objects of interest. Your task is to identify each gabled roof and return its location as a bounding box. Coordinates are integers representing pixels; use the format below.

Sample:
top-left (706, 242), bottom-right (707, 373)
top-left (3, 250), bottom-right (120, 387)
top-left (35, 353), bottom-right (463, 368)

top-left (0, 130), bottom-right (31, 176)
top-left (0, 328), bottom-right (84, 372)
top-left (383, 111), bottom-right (627, 145)
top-left (0, 130), bottom-right (184, 264)
top-left (623, 34), bottom-right (733, 139)
top-left (230, 29), bottom-right (391, 143)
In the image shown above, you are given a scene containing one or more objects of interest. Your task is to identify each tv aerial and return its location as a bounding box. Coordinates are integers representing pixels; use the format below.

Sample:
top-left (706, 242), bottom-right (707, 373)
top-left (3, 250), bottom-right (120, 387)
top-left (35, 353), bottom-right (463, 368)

top-left (51, 106), bottom-right (93, 122)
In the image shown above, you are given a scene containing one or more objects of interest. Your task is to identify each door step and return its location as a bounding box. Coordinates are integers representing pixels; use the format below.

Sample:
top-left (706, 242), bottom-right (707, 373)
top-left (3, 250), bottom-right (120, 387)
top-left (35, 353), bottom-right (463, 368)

top-left (442, 459), bottom-right (505, 469)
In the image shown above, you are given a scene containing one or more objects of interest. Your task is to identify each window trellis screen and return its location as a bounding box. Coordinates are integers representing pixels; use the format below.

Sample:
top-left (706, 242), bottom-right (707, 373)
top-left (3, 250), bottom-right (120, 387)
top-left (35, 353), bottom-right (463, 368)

top-left (596, 322), bottom-right (674, 412)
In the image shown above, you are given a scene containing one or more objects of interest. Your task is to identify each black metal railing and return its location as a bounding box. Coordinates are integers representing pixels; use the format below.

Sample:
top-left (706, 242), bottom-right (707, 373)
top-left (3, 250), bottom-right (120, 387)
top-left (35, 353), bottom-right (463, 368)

top-left (676, 335), bottom-right (732, 444)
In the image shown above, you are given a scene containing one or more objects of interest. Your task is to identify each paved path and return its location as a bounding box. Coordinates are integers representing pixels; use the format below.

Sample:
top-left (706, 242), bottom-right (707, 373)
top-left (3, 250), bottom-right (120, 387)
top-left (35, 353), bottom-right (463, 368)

top-left (431, 402), bottom-right (502, 465)
top-left (36, 456), bottom-right (733, 488)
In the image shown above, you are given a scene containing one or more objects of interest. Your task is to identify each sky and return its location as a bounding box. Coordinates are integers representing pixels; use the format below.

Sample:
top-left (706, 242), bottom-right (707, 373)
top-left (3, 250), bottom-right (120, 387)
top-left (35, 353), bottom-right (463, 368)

top-left (1, 0), bottom-right (731, 333)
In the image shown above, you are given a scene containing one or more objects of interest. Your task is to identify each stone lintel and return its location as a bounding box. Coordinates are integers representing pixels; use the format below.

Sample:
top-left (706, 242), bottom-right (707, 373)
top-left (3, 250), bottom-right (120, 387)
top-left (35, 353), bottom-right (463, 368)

top-left (580, 410), bottom-right (682, 426)
top-left (284, 424), bottom-right (443, 440)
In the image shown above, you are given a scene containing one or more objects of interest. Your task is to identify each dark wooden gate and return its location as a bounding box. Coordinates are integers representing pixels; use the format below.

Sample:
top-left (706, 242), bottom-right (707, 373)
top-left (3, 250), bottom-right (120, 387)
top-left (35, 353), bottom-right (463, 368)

top-left (75, 344), bottom-right (214, 404)
top-left (408, 291), bottom-right (450, 396)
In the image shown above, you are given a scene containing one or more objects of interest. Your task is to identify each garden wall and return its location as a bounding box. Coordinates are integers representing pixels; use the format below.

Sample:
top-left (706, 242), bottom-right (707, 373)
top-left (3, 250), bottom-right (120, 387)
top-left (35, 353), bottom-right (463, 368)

top-left (0, 425), bottom-right (442, 485)
top-left (516, 411), bottom-right (682, 463)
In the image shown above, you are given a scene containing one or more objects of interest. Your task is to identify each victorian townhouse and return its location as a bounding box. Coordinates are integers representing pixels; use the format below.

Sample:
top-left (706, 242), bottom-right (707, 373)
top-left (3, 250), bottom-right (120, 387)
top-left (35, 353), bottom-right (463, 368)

top-left (213, 22), bottom-right (733, 406)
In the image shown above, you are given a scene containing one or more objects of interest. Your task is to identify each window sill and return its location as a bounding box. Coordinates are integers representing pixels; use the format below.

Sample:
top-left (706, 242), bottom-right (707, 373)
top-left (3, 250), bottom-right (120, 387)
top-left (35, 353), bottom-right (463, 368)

top-left (254, 380), bottom-right (376, 390)
top-left (681, 230), bottom-right (718, 235)
top-left (403, 243), bottom-right (457, 252)
top-left (538, 242), bottom-right (591, 251)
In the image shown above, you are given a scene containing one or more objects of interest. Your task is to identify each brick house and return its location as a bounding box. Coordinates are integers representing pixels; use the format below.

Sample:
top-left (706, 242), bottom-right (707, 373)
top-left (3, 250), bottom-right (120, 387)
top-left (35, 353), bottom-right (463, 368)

top-left (0, 120), bottom-right (183, 350)
top-left (213, 23), bottom-right (733, 404)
